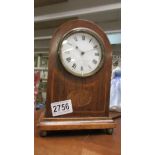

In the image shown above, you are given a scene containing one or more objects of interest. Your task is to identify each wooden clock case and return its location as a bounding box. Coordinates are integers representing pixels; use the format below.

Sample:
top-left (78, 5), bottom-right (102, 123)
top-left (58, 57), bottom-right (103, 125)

top-left (38, 19), bottom-right (116, 136)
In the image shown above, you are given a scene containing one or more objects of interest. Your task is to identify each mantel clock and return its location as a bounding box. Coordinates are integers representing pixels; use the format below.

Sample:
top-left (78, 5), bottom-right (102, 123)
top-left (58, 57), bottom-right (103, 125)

top-left (38, 19), bottom-right (116, 136)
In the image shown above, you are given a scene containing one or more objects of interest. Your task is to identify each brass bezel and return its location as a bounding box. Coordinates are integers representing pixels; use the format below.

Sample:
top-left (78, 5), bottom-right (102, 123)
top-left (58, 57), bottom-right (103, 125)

top-left (58, 28), bottom-right (105, 77)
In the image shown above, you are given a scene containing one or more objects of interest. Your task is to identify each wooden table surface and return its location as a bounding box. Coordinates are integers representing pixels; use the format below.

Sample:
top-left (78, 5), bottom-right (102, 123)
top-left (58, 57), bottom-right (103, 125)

top-left (34, 110), bottom-right (121, 155)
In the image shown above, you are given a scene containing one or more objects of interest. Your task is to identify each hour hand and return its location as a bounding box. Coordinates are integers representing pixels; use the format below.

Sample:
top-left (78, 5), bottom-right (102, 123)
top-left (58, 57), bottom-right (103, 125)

top-left (67, 43), bottom-right (85, 55)
top-left (75, 46), bottom-right (85, 55)
top-left (75, 46), bottom-right (79, 50)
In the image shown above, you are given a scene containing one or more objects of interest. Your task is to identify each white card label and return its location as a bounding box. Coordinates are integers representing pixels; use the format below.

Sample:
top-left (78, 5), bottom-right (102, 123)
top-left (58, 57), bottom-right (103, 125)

top-left (51, 99), bottom-right (73, 116)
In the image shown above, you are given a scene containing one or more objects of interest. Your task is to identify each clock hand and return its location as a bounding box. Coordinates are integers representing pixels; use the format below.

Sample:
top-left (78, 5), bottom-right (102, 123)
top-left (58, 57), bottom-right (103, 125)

top-left (67, 43), bottom-right (81, 52)
top-left (75, 46), bottom-right (86, 56)
top-left (67, 42), bottom-right (86, 56)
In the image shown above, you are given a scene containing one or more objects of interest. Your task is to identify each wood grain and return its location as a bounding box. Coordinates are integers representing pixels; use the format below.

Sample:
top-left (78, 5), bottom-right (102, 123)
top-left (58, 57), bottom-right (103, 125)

top-left (37, 111), bottom-right (116, 131)
top-left (46, 19), bottom-right (112, 118)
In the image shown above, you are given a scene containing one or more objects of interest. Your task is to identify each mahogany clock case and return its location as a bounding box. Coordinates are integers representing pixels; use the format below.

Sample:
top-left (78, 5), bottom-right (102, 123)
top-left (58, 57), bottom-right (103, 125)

top-left (46, 19), bottom-right (112, 118)
top-left (37, 19), bottom-right (116, 134)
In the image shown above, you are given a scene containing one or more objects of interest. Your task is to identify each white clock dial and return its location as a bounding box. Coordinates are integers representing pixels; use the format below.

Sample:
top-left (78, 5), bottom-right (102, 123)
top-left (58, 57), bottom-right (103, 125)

top-left (59, 29), bottom-right (104, 77)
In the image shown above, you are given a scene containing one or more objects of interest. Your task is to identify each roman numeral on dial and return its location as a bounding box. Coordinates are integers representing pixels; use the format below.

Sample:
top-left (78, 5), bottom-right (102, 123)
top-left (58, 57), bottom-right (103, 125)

top-left (66, 57), bottom-right (71, 62)
top-left (74, 36), bottom-right (78, 41)
top-left (64, 50), bottom-right (70, 54)
top-left (92, 59), bottom-right (97, 64)
top-left (95, 53), bottom-right (99, 56)
top-left (72, 63), bottom-right (76, 69)
top-left (67, 42), bottom-right (73, 46)
top-left (82, 35), bottom-right (85, 40)
top-left (81, 66), bottom-right (83, 71)
top-left (93, 45), bottom-right (98, 49)
top-left (89, 38), bottom-right (92, 43)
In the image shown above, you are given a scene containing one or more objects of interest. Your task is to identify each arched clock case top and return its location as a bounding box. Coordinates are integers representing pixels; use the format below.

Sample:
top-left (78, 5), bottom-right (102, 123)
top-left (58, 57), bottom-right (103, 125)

top-left (38, 19), bottom-right (116, 135)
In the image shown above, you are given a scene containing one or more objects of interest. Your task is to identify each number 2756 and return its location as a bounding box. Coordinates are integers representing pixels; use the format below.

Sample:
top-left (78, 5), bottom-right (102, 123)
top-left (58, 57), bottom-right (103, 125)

top-left (53, 103), bottom-right (69, 112)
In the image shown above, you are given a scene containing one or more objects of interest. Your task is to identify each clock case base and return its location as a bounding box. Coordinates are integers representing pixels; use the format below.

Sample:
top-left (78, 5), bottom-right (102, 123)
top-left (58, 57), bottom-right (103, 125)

top-left (37, 111), bottom-right (116, 135)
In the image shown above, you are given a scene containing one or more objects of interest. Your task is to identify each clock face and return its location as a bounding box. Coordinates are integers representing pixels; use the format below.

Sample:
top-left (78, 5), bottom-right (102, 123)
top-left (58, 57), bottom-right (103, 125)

top-left (59, 28), bottom-right (104, 77)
